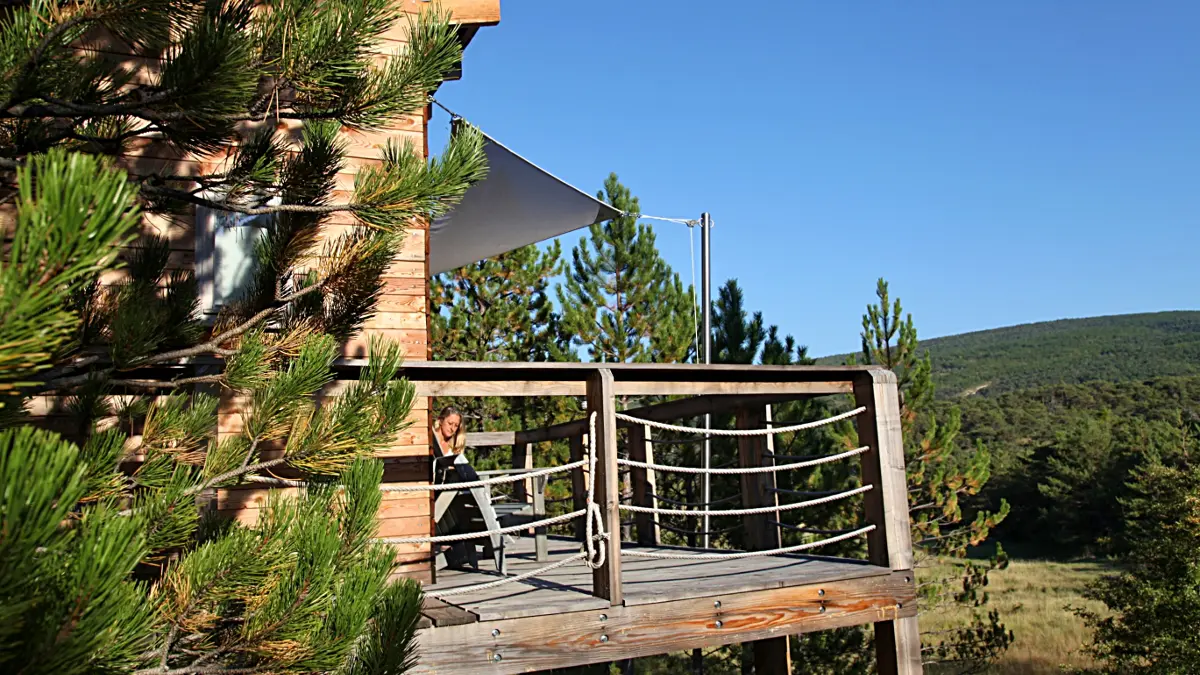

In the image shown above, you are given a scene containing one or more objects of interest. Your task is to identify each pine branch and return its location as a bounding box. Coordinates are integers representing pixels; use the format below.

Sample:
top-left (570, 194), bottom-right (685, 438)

top-left (134, 666), bottom-right (259, 675)
top-left (138, 183), bottom-right (363, 216)
top-left (137, 281), bottom-right (326, 365)
top-left (185, 456), bottom-right (287, 496)
top-left (2, 102), bottom-right (203, 121)
top-left (160, 625), bottom-right (179, 671)
top-left (236, 437), bottom-right (261, 475)
top-left (32, 283), bottom-right (322, 394)
top-left (3, 12), bottom-right (98, 110)
top-left (108, 375), bottom-right (226, 389)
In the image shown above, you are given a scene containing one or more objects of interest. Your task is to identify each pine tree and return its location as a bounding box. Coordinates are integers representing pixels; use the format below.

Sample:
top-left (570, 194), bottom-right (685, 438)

top-left (1075, 424), bottom-right (1200, 674)
top-left (0, 0), bottom-right (486, 668)
top-left (826, 279), bottom-right (1013, 673)
top-left (431, 243), bottom-right (569, 365)
top-left (712, 279), bottom-right (765, 365)
top-left (761, 325), bottom-right (804, 367)
top-left (429, 243), bottom-right (580, 476)
top-left (557, 173), bottom-right (694, 365)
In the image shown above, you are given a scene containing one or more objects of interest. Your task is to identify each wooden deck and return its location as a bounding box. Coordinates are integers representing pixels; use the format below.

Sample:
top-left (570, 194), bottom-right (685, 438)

top-left (413, 536), bottom-right (916, 674)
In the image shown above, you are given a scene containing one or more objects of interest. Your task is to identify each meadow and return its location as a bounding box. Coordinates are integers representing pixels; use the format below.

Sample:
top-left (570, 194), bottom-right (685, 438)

top-left (923, 559), bottom-right (1111, 674)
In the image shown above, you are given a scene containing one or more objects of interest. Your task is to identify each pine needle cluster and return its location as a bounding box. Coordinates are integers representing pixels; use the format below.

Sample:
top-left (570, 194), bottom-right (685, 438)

top-left (1, 1), bottom-right (487, 669)
top-left (1, 151), bottom-right (428, 673)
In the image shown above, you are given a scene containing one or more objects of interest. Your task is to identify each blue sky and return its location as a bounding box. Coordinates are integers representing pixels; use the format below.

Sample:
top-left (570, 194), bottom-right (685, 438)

top-left (430, 1), bottom-right (1200, 357)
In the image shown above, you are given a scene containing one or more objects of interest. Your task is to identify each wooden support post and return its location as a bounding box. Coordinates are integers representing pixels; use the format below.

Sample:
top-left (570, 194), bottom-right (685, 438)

top-left (854, 368), bottom-right (922, 675)
top-left (628, 423), bottom-right (659, 545)
top-left (586, 369), bottom-right (623, 605)
top-left (569, 434), bottom-right (587, 541)
top-left (736, 406), bottom-right (789, 673)
top-left (736, 406), bottom-right (781, 549)
top-left (512, 441), bottom-right (533, 503)
top-left (532, 474), bottom-right (548, 561)
top-left (765, 404), bottom-right (782, 527)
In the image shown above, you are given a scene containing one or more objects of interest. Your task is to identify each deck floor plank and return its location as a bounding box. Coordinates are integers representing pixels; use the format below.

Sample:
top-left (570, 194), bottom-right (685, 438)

top-left (421, 536), bottom-right (890, 619)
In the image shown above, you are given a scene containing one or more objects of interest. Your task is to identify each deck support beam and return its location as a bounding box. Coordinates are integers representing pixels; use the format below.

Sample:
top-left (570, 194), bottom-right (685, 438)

top-left (628, 423), bottom-right (659, 546)
top-left (569, 434), bottom-right (588, 541)
top-left (413, 570), bottom-right (917, 674)
top-left (854, 369), bottom-right (922, 675)
top-left (586, 369), bottom-right (623, 605)
top-left (736, 405), bottom-right (789, 674)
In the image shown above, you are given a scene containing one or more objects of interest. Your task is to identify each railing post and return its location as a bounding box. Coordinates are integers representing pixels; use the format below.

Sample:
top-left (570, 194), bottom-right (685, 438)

top-left (854, 368), bottom-right (922, 675)
top-left (736, 406), bottom-right (789, 673)
top-left (512, 441), bottom-right (533, 503)
top-left (628, 423), bottom-right (659, 545)
top-left (765, 403), bottom-right (782, 529)
top-left (532, 474), bottom-right (548, 561)
top-left (586, 369), bottom-right (623, 605)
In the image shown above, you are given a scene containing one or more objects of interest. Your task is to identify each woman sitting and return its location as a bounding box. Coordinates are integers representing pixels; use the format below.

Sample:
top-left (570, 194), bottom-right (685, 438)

top-left (432, 405), bottom-right (466, 457)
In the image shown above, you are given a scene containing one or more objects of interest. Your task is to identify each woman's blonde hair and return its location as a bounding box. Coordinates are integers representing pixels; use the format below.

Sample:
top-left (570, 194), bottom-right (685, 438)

top-left (435, 405), bottom-right (467, 453)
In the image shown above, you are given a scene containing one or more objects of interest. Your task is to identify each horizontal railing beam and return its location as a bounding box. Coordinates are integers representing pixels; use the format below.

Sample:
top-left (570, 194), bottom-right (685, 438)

top-left (612, 381), bottom-right (852, 397)
top-left (411, 380), bottom-right (853, 399)
top-left (414, 381), bottom-right (588, 397)
top-left (465, 394), bottom-right (836, 448)
top-left (464, 431), bottom-right (517, 447)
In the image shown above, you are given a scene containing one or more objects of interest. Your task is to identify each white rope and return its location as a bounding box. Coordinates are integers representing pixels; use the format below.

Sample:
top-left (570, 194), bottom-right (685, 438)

top-left (244, 462), bottom-right (586, 492)
top-left (615, 407), bottom-right (865, 437)
top-left (691, 222), bottom-right (700, 360)
top-left (380, 509), bottom-right (585, 544)
top-left (617, 445), bottom-right (869, 475)
top-left (688, 221), bottom-right (700, 361)
top-left (583, 412), bottom-right (608, 569)
top-left (637, 214), bottom-right (698, 225)
top-left (425, 552), bottom-right (589, 599)
top-left (619, 484), bottom-right (872, 517)
top-left (623, 525), bottom-right (876, 560)
top-left (380, 460), bottom-right (585, 492)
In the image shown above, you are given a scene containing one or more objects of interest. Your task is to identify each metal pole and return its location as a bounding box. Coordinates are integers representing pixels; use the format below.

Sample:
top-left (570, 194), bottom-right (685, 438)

top-left (700, 212), bottom-right (712, 549)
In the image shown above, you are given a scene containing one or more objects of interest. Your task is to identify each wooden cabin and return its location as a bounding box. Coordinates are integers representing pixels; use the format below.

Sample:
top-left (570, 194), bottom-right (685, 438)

top-left (27, 0), bottom-right (925, 671)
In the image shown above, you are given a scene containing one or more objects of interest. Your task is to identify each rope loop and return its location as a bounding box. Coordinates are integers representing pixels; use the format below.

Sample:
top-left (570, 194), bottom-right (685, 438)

top-left (583, 411), bottom-right (609, 569)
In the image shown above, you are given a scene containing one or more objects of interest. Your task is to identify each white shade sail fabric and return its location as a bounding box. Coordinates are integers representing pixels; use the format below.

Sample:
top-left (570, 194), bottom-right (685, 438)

top-left (429, 123), bottom-right (621, 276)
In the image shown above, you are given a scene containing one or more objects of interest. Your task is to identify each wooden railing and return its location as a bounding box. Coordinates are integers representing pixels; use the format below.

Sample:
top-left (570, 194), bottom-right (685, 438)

top-left (334, 360), bottom-right (921, 674)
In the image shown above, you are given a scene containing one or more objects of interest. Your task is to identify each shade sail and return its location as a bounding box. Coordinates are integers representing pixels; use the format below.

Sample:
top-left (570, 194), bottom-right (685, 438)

top-left (429, 123), bottom-right (621, 275)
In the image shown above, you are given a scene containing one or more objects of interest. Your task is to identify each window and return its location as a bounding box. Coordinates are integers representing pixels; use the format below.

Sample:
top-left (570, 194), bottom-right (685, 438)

top-left (194, 196), bottom-right (276, 317)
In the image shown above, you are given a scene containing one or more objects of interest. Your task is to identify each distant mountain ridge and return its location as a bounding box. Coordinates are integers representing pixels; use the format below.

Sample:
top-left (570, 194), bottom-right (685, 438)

top-left (816, 311), bottom-right (1200, 398)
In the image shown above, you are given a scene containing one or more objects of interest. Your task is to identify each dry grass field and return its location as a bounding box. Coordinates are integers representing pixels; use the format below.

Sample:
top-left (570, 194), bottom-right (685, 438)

top-left (923, 559), bottom-right (1111, 674)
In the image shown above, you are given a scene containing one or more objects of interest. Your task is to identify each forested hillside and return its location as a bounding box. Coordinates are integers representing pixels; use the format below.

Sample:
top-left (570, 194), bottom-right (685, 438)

top-left (948, 374), bottom-right (1200, 556)
top-left (820, 311), bottom-right (1200, 397)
